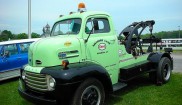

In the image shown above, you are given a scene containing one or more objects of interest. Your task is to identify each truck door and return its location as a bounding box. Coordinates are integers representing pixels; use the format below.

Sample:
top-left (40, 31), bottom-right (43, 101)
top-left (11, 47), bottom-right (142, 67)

top-left (83, 16), bottom-right (119, 84)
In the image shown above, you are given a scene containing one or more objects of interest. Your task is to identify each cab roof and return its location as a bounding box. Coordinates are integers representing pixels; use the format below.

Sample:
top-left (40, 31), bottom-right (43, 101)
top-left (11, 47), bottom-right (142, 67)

top-left (55, 11), bottom-right (110, 22)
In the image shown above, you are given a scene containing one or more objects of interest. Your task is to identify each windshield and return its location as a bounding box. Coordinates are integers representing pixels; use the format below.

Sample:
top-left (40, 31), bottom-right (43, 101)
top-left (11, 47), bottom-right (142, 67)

top-left (51, 18), bottom-right (82, 36)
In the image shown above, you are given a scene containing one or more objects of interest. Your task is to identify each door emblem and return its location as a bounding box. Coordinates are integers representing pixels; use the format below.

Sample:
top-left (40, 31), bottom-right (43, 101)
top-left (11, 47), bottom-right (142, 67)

top-left (98, 43), bottom-right (106, 50)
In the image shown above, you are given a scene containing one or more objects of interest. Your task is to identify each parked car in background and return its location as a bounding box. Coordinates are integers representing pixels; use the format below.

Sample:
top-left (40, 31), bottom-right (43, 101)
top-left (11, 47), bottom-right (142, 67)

top-left (0, 38), bottom-right (41, 81)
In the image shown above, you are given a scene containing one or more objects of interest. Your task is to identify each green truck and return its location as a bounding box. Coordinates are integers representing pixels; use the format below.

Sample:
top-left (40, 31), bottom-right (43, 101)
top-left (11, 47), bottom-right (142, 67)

top-left (18, 3), bottom-right (173, 105)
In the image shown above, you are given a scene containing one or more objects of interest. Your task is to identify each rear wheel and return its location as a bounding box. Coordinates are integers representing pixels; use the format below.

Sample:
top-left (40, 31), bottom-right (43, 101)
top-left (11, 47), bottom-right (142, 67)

top-left (157, 57), bottom-right (171, 85)
top-left (71, 78), bottom-right (105, 105)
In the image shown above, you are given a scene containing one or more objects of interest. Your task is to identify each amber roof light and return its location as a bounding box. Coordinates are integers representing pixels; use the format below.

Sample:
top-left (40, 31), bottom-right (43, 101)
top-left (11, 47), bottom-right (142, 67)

top-left (78, 3), bottom-right (86, 12)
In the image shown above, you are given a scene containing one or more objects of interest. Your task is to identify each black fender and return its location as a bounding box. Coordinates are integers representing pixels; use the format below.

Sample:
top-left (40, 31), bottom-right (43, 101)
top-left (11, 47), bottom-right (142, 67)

top-left (148, 52), bottom-right (173, 70)
top-left (41, 62), bottom-right (113, 92)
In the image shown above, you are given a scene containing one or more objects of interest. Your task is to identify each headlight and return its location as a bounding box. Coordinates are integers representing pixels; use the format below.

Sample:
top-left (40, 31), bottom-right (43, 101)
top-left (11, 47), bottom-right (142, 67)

top-left (47, 75), bottom-right (56, 91)
top-left (22, 70), bottom-right (26, 80)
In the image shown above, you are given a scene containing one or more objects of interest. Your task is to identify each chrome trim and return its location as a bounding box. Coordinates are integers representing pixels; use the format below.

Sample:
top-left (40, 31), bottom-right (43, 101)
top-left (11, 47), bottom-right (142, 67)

top-left (25, 71), bottom-right (49, 92)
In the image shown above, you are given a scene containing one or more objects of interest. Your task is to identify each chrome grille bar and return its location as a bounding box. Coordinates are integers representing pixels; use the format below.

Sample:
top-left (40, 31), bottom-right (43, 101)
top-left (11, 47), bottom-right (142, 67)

top-left (25, 71), bottom-right (49, 92)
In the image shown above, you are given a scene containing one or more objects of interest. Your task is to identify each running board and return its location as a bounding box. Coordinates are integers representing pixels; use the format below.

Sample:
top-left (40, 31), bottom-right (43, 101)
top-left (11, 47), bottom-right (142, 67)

top-left (113, 82), bottom-right (127, 92)
top-left (0, 69), bottom-right (20, 81)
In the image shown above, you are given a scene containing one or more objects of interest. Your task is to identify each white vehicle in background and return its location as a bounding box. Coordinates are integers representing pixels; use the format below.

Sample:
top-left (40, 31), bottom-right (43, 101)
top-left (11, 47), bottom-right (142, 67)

top-left (0, 38), bottom-right (41, 81)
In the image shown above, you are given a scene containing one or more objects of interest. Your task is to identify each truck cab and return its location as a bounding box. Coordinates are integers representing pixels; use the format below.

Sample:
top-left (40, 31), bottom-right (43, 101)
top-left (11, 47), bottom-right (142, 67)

top-left (18, 3), bottom-right (173, 105)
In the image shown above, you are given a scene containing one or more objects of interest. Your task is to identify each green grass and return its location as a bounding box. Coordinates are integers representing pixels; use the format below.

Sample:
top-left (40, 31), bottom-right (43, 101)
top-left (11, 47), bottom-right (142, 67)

top-left (0, 73), bottom-right (182, 105)
top-left (172, 50), bottom-right (182, 54)
top-left (105, 73), bottom-right (182, 105)
top-left (143, 49), bottom-right (182, 54)
top-left (0, 78), bottom-right (32, 105)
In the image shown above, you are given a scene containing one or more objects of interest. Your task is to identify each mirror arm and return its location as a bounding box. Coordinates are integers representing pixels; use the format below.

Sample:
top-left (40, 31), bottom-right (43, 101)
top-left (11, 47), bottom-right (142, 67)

top-left (85, 26), bottom-right (94, 43)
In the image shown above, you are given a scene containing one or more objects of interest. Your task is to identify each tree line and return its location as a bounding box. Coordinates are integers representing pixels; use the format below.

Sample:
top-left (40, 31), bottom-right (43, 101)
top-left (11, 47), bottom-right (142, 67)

top-left (0, 29), bottom-right (181, 42)
top-left (141, 30), bottom-right (182, 39)
top-left (118, 30), bottom-right (182, 40)
top-left (0, 30), bottom-right (41, 42)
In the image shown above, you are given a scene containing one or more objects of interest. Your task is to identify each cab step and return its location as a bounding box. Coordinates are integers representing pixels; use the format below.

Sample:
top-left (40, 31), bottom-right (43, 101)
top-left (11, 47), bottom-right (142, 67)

top-left (113, 82), bottom-right (127, 92)
top-left (0, 69), bottom-right (20, 81)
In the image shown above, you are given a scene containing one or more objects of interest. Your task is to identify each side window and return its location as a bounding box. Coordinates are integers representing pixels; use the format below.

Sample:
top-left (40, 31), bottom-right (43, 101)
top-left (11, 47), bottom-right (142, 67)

top-left (19, 43), bottom-right (31, 53)
top-left (0, 45), bottom-right (2, 55)
top-left (4, 44), bottom-right (18, 56)
top-left (85, 18), bottom-right (110, 34)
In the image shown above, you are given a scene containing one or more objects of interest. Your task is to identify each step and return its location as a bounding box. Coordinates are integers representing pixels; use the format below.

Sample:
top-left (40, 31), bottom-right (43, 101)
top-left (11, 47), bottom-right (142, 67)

top-left (0, 69), bottom-right (20, 81)
top-left (113, 82), bottom-right (127, 92)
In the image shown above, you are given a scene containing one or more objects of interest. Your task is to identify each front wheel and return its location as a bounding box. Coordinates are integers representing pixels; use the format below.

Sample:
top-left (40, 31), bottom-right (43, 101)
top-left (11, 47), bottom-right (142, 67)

top-left (157, 57), bottom-right (172, 85)
top-left (71, 78), bottom-right (105, 105)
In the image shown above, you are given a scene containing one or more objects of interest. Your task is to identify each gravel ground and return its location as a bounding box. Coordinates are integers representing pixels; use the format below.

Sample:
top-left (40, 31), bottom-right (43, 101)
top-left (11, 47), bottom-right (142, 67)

top-left (171, 54), bottom-right (182, 72)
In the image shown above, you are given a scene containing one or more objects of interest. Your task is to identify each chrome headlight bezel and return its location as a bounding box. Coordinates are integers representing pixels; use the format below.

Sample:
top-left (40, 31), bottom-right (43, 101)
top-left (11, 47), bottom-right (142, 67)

top-left (21, 70), bottom-right (26, 80)
top-left (46, 75), bottom-right (56, 91)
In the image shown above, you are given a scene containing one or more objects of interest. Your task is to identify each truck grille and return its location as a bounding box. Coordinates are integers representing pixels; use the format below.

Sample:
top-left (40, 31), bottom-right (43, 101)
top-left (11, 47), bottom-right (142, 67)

top-left (25, 71), bottom-right (49, 92)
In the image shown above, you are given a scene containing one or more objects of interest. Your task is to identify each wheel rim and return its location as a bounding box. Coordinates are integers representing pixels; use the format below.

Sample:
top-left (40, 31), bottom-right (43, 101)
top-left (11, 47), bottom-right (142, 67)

top-left (163, 63), bottom-right (171, 81)
top-left (81, 85), bottom-right (101, 105)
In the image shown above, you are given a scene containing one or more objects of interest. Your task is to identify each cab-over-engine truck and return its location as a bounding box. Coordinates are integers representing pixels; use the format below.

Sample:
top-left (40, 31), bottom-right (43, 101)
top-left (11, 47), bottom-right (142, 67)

top-left (18, 3), bottom-right (173, 105)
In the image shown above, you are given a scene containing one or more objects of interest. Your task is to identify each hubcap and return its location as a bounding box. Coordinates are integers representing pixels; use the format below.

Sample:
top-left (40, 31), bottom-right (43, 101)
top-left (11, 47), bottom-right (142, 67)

top-left (81, 85), bottom-right (101, 105)
top-left (163, 63), bottom-right (171, 81)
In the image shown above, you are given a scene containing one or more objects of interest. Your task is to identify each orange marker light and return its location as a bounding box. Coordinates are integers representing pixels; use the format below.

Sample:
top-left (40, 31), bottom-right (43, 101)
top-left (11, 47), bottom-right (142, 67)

top-left (78, 3), bottom-right (86, 9)
top-left (62, 60), bottom-right (69, 70)
top-left (78, 3), bottom-right (86, 12)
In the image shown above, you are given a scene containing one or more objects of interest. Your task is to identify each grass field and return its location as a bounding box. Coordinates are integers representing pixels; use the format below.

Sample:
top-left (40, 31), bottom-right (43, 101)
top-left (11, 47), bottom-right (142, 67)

top-left (172, 50), bottom-right (182, 54)
top-left (142, 49), bottom-right (182, 54)
top-left (0, 73), bottom-right (182, 105)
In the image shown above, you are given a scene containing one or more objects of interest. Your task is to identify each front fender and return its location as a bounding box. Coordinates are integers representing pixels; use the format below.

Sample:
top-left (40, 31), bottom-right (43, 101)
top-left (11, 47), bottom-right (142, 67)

top-left (41, 61), bottom-right (113, 92)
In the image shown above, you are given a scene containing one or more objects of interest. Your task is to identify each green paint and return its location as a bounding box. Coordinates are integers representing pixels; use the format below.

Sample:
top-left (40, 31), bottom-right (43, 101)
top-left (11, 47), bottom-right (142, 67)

top-left (25, 11), bottom-right (150, 85)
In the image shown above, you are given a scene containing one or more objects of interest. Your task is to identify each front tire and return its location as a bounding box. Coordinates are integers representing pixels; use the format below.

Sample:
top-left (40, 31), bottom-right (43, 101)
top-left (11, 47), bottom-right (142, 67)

top-left (157, 57), bottom-right (172, 85)
top-left (71, 78), bottom-right (105, 105)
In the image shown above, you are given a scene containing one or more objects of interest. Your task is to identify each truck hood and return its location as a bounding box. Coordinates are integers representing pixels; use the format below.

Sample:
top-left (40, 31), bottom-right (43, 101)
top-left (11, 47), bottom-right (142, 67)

top-left (28, 36), bottom-right (82, 67)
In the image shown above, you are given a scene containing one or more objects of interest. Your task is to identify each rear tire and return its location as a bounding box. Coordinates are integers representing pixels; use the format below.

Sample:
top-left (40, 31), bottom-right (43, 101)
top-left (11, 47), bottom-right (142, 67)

top-left (157, 57), bottom-right (171, 85)
top-left (71, 78), bottom-right (105, 105)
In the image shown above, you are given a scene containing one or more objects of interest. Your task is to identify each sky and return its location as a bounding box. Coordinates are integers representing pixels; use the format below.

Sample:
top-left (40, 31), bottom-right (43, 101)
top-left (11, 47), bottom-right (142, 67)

top-left (0, 0), bottom-right (182, 34)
